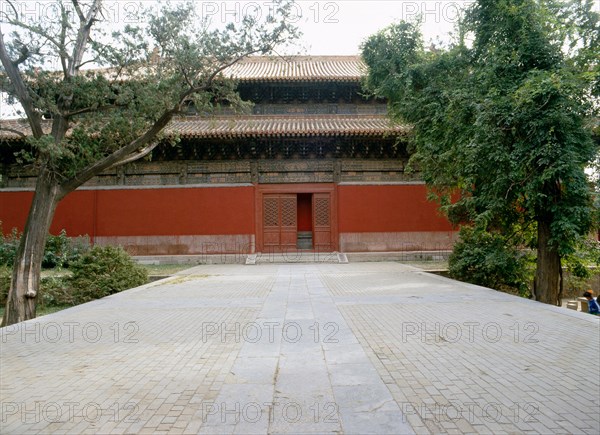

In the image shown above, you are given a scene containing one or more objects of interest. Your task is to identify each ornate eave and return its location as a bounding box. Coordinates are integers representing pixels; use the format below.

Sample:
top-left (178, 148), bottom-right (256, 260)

top-left (0, 114), bottom-right (407, 142)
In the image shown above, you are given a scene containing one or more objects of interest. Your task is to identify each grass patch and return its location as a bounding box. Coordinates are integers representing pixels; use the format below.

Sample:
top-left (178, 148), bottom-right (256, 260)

top-left (163, 274), bottom-right (210, 285)
top-left (398, 259), bottom-right (449, 271)
top-left (139, 263), bottom-right (195, 276)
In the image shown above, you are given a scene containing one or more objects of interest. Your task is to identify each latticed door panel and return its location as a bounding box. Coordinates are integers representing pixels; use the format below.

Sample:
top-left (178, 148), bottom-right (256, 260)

top-left (263, 196), bottom-right (281, 248)
top-left (279, 195), bottom-right (297, 249)
top-left (313, 193), bottom-right (332, 251)
top-left (262, 194), bottom-right (297, 251)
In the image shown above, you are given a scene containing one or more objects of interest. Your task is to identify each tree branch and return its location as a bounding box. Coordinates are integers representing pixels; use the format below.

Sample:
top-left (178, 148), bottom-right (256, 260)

top-left (180, 49), bottom-right (263, 101)
top-left (0, 31), bottom-right (44, 138)
top-left (12, 46), bottom-right (30, 66)
top-left (3, 0), bottom-right (19, 21)
top-left (0, 127), bottom-right (26, 138)
top-left (59, 108), bottom-right (177, 196)
top-left (2, 18), bottom-right (64, 55)
top-left (63, 103), bottom-right (122, 118)
top-left (68, 0), bottom-right (102, 77)
top-left (71, 0), bottom-right (86, 22)
top-left (111, 141), bottom-right (160, 168)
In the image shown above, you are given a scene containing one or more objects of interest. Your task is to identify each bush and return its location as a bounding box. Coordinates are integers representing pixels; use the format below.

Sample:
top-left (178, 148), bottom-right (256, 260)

top-left (0, 266), bottom-right (73, 308)
top-left (0, 225), bottom-right (89, 268)
top-left (39, 276), bottom-right (74, 307)
top-left (0, 265), bottom-right (10, 305)
top-left (563, 237), bottom-right (600, 297)
top-left (0, 227), bottom-right (19, 266)
top-left (42, 230), bottom-right (90, 268)
top-left (69, 246), bottom-right (148, 304)
top-left (449, 226), bottom-right (533, 297)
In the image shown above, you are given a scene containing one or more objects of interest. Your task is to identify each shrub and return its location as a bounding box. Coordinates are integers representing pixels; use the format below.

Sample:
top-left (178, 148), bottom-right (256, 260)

top-left (42, 231), bottom-right (90, 268)
top-left (563, 237), bottom-right (600, 297)
top-left (0, 227), bottom-right (20, 266)
top-left (0, 225), bottom-right (89, 268)
top-left (39, 276), bottom-right (74, 307)
top-left (0, 266), bottom-right (73, 307)
top-left (42, 230), bottom-right (71, 268)
top-left (0, 265), bottom-right (11, 305)
top-left (449, 226), bottom-right (533, 297)
top-left (69, 246), bottom-right (148, 304)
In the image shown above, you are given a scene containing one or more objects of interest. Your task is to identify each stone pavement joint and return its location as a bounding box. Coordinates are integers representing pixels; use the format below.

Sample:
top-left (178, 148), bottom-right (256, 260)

top-left (1, 262), bottom-right (598, 434)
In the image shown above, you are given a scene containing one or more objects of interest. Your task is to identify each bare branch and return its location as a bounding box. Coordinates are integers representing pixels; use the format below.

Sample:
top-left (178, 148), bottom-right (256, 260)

top-left (59, 1), bottom-right (69, 77)
top-left (68, 0), bottom-right (102, 77)
top-left (71, 0), bottom-right (86, 22)
top-left (4, 0), bottom-right (18, 20)
top-left (2, 19), bottom-right (64, 54)
top-left (0, 31), bottom-right (43, 138)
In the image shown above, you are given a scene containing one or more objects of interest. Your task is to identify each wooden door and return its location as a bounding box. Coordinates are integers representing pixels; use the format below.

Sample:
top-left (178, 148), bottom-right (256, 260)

top-left (263, 194), bottom-right (297, 252)
top-left (312, 193), bottom-right (332, 252)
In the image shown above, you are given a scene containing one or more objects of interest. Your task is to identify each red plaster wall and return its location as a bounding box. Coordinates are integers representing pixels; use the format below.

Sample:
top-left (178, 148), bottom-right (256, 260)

top-left (338, 184), bottom-right (453, 232)
top-left (2, 184), bottom-right (452, 240)
top-left (1, 187), bottom-right (255, 237)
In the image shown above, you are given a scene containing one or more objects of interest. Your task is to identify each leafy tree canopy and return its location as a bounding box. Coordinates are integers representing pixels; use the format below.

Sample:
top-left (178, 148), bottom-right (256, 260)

top-left (362, 0), bottom-right (599, 303)
top-left (0, 0), bottom-right (299, 326)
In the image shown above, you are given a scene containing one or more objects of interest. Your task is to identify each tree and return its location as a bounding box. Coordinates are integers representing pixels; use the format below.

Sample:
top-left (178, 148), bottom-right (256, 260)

top-left (362, 0), bottom-right (599, 305)
top-left (0, 0), bottom-right (298, 326)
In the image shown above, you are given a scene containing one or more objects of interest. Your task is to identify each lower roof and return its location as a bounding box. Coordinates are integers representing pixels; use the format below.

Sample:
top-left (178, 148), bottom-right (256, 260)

top-left (0, 115), bottom-right (407, 141)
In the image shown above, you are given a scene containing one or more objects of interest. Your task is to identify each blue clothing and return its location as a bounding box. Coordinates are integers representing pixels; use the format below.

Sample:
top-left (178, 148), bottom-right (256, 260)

top-left (588, 298), bottom-right (600, 315)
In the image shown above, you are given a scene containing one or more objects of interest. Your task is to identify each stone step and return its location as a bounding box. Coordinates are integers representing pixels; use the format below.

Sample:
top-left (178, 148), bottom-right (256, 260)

top-left (297, 240), bottom-right (313, 249)
top-left (249, 252), bottom-right (346, 264)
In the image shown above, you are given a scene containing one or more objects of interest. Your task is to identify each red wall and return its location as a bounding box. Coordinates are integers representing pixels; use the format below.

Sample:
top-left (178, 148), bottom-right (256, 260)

top-left (2, 184), bottom-right (452, 241)
top-left (1, 187), bottom-right (255, 237)
top-left (338, 184), bottom-right (453, 232)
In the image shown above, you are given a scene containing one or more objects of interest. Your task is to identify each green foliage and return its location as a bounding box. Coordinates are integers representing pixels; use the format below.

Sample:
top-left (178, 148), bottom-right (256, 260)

top-left (449, 227), bottom-right (534, 296)
top-left (0, 265), bottom-right (10, 306)
top-left (42, 230), bottom-right (90, 269)
top-left (0, 227), bottom-right (19, 266)
top-left (1, 0), bottom-right (299, 180)
top-left (0, 226), bottom-right (89, 268)
top-left (69, 246), bottom-right (148, 304)
top-left (563, 237), bottom-right (600, 295)
top-left (38, 276), bottom-right (73, 308)
top-left (362, 0), bottom-right (599, 301)
top-left (0, 266), bottom-right (68, 307)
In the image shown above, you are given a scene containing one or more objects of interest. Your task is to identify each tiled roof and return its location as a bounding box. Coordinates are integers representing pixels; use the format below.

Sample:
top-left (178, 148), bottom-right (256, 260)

top-left (168, 115), bottom-right (406, 138)
top-left (224, 56), bottom-right (366, 82)
top-left (0, 115), bottom-right (407, 141)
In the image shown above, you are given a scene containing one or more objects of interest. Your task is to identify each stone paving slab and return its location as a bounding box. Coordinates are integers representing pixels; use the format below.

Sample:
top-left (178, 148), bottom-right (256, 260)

top-left (1, 262), bottom-right (599, 434)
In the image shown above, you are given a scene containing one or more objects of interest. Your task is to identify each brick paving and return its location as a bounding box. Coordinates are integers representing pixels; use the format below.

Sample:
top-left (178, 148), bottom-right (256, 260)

top-left (1, 262), bottom-right (598, 434)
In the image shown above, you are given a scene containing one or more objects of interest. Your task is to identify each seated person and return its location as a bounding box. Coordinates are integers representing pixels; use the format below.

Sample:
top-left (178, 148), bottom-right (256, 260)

top-left (583, 291), bottom-right (599, 315)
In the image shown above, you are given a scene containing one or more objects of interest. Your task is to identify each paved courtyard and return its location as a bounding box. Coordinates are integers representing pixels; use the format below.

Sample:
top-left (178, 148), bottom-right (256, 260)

top-left (1, 261), bottom-right (599, 434)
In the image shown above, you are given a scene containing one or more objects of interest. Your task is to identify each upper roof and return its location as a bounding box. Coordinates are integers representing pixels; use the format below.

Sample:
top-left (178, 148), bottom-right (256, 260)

top-left (224, 56), bottom-right (366, 82)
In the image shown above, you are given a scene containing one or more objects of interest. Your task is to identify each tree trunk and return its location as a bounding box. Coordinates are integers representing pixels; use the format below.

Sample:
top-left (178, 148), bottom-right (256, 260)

top-left (534, 219), bottom-right (561, 306)
top-left (1, 169), bottom-right (61, 326)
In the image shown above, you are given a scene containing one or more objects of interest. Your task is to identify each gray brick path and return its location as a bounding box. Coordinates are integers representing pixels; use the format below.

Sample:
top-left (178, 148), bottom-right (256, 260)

top-left (1, 262), bottom-right (598, 434)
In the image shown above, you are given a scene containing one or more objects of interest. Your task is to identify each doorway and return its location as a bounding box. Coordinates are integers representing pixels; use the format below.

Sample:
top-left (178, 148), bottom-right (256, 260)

top-left (257, 184), bottom-right (336, 253)
top-left (297, 193), bottom-right (313, 249)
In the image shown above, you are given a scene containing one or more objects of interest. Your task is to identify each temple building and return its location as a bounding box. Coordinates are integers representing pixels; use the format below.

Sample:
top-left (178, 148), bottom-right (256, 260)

top-left (0, 56), bottom-right (456, 257)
